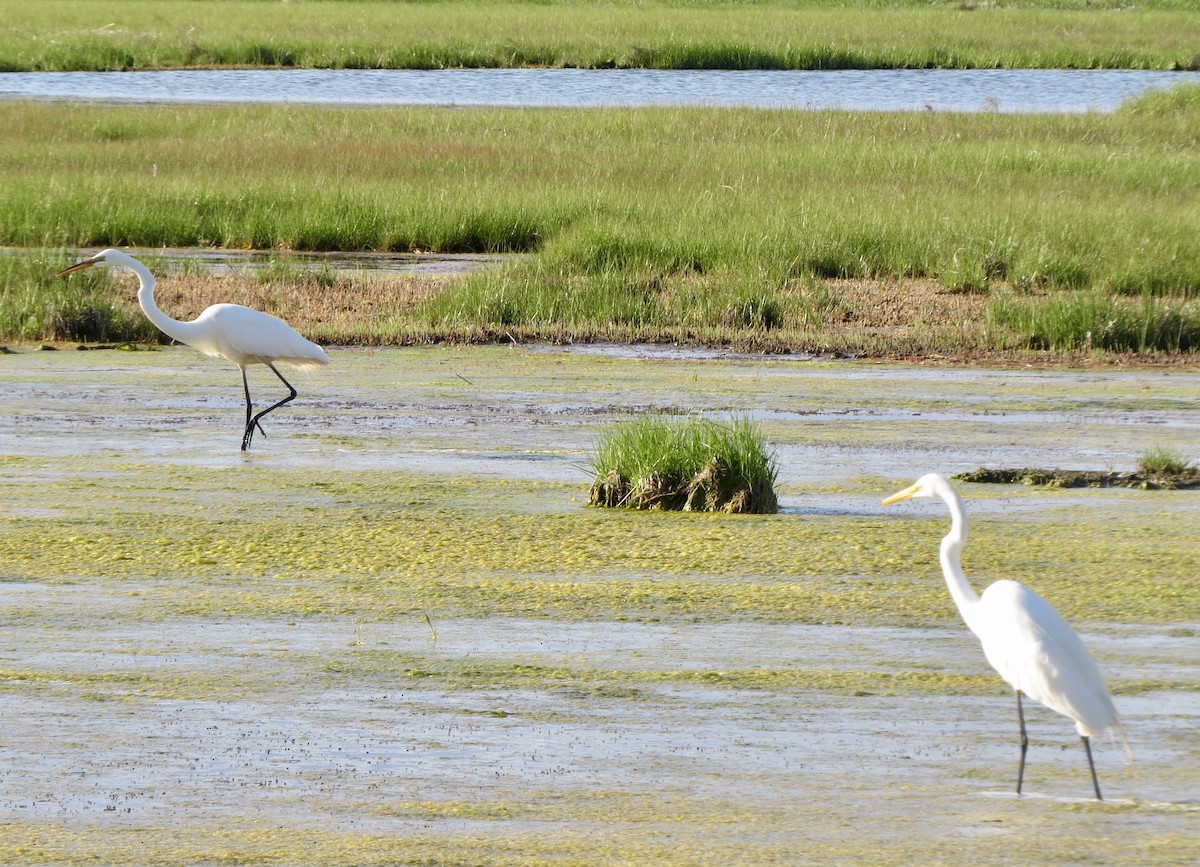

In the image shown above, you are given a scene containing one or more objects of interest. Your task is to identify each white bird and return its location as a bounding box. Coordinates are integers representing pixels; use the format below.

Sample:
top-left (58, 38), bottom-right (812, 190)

top-left (882, 473), bottom-right (1126, 800)
top-left (59, 249), bottom-right (328, 451)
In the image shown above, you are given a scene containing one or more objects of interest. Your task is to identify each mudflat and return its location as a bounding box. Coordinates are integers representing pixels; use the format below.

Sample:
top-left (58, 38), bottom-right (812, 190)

top-left (0, 345), bottom-right (1196, 864)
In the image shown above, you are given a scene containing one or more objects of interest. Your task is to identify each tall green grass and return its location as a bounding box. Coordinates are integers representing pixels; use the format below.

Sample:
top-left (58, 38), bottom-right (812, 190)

top-left (1, 0), bottom-right (1196, 71)
top-left (4, 96), bottom-right (1197, 290)
top-left (987, 292), bottom-right (1200, 353)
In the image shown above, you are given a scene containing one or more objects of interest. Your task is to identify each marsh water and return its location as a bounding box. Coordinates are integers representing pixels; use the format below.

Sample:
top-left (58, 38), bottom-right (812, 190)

top-left (3, 68), bottom-right (1200, 112)
top-left (0, 346), bottom-right (1197, 862)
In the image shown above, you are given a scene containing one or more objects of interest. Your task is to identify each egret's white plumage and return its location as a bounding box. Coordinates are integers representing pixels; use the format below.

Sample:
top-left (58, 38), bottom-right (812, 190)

top-left (882, 473), bottom-right (1125, 799)
top-left (59, 249), bottom-right (328, 450)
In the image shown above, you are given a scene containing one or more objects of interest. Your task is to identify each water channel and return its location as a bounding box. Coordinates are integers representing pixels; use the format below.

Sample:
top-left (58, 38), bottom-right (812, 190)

top-left (3, 68), bottom-right (1198, 112)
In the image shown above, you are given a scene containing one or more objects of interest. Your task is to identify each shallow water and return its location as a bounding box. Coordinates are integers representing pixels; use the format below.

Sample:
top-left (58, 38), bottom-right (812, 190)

top-left (3, 68), bottom-right (1200, 113)
top-left (40, 245), bottom-right (506, 279)
top-left (4, 344), bottom-right (1197, 482)
top-left (0, 345), bottom-right (1196, 863)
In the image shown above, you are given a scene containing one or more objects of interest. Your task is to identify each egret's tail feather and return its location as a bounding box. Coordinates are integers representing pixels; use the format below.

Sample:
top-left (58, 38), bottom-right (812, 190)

top-left (277, 355), bottom-right (330, 370)
top-left (1115, 725), bottom-right (1134, 764)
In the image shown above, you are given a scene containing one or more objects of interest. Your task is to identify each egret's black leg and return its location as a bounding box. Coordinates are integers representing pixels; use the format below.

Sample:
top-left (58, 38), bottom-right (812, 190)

top-left (1016, 690), bottom-right (1029, 795)
top-left (243, 363), bottom-right (297, 450)
top-left (1082, 736), bottom-right (1103, 801)
top-left (240, 367), bottom-right (255, 451)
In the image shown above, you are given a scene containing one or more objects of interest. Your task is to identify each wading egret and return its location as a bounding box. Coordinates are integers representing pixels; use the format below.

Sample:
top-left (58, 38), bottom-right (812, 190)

top-left (58, 249), bottom-right (328, 451)
top-left (882, 473), bottom-right (1126, 800)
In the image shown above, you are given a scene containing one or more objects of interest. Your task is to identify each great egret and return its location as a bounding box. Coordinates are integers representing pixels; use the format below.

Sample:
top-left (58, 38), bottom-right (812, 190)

top-left (58, 249), bottom-right (328, 451)
top-left (882, 473), bottom-right (1125, 800)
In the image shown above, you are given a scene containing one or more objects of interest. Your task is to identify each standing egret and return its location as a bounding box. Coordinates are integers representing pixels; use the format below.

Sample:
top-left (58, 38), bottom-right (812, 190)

top-left (882, 473), bottom-right (1125, 800)
top-left (58, 249), bottom-right (328, 451)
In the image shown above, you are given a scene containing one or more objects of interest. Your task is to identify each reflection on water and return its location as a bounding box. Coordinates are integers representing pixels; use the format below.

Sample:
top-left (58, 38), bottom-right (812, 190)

top-left (2, 68), bottom-right (1198, 113)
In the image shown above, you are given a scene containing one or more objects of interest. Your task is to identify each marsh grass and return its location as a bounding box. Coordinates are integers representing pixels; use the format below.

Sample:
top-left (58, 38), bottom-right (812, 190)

top-left (3, 86), bottom-right (1199, 356)
top-left (588, 415), bottom-right (778, 513)
top-left (2, 0), bottom-right (1197, 72)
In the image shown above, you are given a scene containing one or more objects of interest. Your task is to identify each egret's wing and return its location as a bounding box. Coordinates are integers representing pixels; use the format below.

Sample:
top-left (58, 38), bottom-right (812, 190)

top-left (199, 304), bottom-right (329, 367)
top-left (975, 580), bottom-right (1119, 737)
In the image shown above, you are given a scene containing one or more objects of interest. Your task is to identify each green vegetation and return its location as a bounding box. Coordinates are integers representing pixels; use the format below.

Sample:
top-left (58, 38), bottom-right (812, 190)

top-left (2, 0), bottom-right (1197, 71)
top-left (1138, 446), bottom-right (1191, 477)
top-left (588, 415), bottom-right (778, 512)
top-left (3, 87), bottom-right (1199, 357)
top-left (987, 292), bottom-right (1200, 353)
top-left (0, 252), bottom-right (158, 342)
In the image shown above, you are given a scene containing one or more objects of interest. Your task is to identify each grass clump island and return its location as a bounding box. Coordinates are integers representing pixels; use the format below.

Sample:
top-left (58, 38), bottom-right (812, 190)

top-left (588, 415), bottom-right (778, 513)
top-left (956, 447), bottom-right (1199, 490)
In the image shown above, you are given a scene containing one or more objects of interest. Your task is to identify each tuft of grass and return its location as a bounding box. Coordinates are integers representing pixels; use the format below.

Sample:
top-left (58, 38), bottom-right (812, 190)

top-left (1137, 447), bottom-right (1190, 478)
top-left (588, 415), bottom-right (778, 513)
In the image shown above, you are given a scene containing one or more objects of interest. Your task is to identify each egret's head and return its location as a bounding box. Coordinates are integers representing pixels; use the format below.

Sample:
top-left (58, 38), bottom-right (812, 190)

top-left (57, 249), bottom-right (123, 277)
top-left (881, 473), bottom-right (948, 506)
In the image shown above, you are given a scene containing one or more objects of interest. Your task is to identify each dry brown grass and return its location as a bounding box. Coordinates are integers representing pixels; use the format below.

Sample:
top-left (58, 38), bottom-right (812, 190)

top-left (833, 279), bottom-right (990, 329)
top-left (143, 272), bottom-right (446, 344)
top-left (104, 271), bottom-right (1189, 367)
top-left (153, 273), bottom-right (442, 319)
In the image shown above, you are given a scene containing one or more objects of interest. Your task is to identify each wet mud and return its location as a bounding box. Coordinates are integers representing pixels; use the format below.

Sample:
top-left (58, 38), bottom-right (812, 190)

top-left (0, 345), bottom-right (1196, 864)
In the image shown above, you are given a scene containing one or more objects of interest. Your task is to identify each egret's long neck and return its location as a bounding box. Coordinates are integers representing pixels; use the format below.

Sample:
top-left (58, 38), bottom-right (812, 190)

top-left (938, 485), bottom-right (982, 626)
top-left (129, 258), bottom-right (201, 347)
